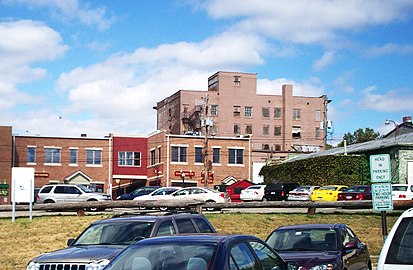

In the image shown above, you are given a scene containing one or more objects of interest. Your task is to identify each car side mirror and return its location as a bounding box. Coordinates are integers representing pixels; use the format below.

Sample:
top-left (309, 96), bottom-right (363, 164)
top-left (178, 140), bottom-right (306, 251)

top-left (67, 238), bottom-right (75, 246)
top-left (286, 262), bottom-right (299, 270)
top-left (344, 242), bottom-right (357, 250)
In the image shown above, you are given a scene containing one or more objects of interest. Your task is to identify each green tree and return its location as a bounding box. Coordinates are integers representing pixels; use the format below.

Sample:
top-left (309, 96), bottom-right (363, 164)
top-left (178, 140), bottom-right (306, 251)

top-left (337, 127), bottom-right (380, 147)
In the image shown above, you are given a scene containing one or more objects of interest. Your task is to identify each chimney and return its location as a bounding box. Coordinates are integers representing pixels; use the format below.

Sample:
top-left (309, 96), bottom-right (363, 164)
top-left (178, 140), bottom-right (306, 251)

top-left (403, 116), bottom-right (412, 123)
top-left (81, 133), bottom-right (87, 137)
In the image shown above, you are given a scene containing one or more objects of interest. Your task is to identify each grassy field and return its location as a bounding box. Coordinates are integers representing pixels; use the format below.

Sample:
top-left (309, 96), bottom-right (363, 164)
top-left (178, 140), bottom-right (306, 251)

top-left (0, 211), bottom-right (402, 270)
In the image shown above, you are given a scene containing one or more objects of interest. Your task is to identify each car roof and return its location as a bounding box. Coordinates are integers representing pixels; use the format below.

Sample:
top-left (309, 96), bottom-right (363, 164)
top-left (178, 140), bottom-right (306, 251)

top-left (130, 234), bottom-right (259, 246)
top-left (274, 223), bottom-right (343, 231)
top-left (91, 213), bottom-right (207, 224)
top-left (400, 207), bottom-right (413, 218)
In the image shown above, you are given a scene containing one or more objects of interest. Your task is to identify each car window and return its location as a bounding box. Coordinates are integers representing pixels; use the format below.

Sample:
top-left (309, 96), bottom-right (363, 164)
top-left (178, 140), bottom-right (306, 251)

top-left (393, 186), bottom-right (408, 191)
top-left (192, 188), bottom-right (206, 194)
top-left (193, 218), bottom-right (214, 233)
top-left (40, 186), bottom-right (53, 193)
top-left (67, 186), bottom-right (81, 194)
top-left (341, 227), bottom-right (356, 246)
top-left (229, 242), bottom-right (259, 270)
top-left (249, 241), bottom-right (282, 270)
top-left (174, 189), bottom-right (190, 196)
top-left (175, 219), bottom-right (197, 233)
top-left (54, 186), bottom-right (66, 194)
top-left (386, 216), bottom-right (413, 264)
top-left (156, 220), bottom-right (176, 236)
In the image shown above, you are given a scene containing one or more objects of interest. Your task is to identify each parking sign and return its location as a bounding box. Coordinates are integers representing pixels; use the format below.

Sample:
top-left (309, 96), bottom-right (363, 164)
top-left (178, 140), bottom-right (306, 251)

top-left (372, 183), bottom-right (393, 211)
top-left (370, 154), bottom-right (391, 183)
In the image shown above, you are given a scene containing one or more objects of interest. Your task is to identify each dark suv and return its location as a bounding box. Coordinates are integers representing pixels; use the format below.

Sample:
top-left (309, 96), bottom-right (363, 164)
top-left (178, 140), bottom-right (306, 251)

top-left (264, 182), bottom-right (299, 201)
top-left (26, 213), bottom-right (216, 270)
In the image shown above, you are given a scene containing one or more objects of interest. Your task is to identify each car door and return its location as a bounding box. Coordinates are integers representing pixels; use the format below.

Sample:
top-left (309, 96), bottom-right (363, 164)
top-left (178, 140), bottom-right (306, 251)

top-left (229, 241), bottom-right (261, 270)
top-left (341, 226), bottom-right (368, 270)
top-left (64, 186), bottom-right (82, 203)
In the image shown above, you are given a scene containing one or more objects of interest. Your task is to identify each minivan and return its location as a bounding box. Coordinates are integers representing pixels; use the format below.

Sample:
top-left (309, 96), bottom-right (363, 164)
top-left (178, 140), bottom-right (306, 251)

top-left (263, 182), bottom-right (299, 201)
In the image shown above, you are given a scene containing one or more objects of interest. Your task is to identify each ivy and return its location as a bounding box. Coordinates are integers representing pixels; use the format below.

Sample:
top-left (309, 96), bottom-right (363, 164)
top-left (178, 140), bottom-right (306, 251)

top-left (260, 154), bottom-right (371, 186)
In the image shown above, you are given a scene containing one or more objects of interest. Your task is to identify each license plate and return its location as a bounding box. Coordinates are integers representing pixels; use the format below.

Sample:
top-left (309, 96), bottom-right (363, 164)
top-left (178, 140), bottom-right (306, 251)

top-left (271, 192), bottom-right (275, 194)
top-left (346, 196), bottom-right (352, 199)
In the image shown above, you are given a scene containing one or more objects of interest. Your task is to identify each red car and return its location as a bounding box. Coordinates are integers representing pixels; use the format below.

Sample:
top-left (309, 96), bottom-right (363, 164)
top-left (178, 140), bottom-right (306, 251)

top-left (337, 185), bottom-right (372, 201)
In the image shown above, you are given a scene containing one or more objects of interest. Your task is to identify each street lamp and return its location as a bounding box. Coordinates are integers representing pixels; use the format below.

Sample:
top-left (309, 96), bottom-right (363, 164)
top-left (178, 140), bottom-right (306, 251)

top-left (385, 119), bottom-right (398, 140)
top-left (180, 169), bottom-right (185, 185)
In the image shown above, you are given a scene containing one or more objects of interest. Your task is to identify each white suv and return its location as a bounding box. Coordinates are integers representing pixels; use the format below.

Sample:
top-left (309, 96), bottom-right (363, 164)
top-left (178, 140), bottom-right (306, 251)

top-left (377, 207), bottom-right (413, 270)
top-left (37, 184), bottom-right (111, 204)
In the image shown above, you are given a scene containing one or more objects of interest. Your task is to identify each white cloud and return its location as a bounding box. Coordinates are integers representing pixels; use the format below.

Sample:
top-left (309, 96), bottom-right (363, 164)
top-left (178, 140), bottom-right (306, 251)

top-left (359, 86), bottom-right (413, 112)
top-left (257, 77), bottom-right (324, 97)
top-left (313, 51), bottom-right (335, 71)
top-left (365, 43), bottom-right (413, 57)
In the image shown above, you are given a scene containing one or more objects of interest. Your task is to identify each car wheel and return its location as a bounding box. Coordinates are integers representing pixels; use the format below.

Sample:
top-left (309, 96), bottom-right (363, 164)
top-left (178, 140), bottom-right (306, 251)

top-left (159, 206), bottom-right (168, 211)
top-left (139, 206), bottom-right (147, 210)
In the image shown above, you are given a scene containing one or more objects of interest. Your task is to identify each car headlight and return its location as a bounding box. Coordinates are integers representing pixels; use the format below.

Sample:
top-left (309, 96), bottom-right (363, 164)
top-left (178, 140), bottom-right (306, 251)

top-left (86, 259), bottom-right (111, 270)
top-left (309, 264), bottom-right (335, 270)
top-left (27, 261), bottom-right (40, 270)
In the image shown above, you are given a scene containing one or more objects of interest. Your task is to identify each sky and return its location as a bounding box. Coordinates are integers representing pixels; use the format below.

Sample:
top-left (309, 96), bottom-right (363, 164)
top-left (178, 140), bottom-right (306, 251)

top-left (1, 0), bottom-right (413, 145)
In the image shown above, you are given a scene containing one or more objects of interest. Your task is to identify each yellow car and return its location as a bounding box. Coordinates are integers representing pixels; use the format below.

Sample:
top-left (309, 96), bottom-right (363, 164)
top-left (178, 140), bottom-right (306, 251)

top-left (310, 185), bottom-right (348, 201)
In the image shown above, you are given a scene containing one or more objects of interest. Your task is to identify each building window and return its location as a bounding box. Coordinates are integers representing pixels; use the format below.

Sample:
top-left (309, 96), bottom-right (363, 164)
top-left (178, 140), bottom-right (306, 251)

top-left (195, 146), bottom-right (203, 163)
top-left (150, 149), bottom-right (156, 165)
top-left (292, 126), bottom-right (301, 138)
top-left (234, 124), bottom-right (240, 135)
top-left (27, 146), bottom-right (36, 163)
top-left (274, 144), bottom-right (281, 151)
top-left (172, 146), bottom-right (187, 163)
top-left (158, 147), bottom-right (162, 163)
top-left (233, 106), bottom-right (241, 117)
top-left (118, 151), bottom-right (141, 167)
top-left (210, 105), bottom-right (218, 116)
top-left (262, 107), bottom-right (270, 118)
top-left (262, 144), bottom-right (270, 150)
top-left (245, 125), bottom-right (252, 134)
top-left (293, 109), bottom-right (301, 120)
top-left (245, 106), bottom-right (253, 118)
top-left (69, 148), bottom-right (78, 164)
top-left (274, 107), bottom-right (282, 118)
top-left (210, 124), bottom-right (217, 135)
top-left (44, 147), bottom-right (61, 164)
top-left (274, 126), bottom-right (282, 136)
top-left (316, 127), bottom-right (321, 138)
top-left (234, 75), bottom-right (241, 86)
top-left (228, 148), bottom-right (244, 165)
top-left (315, 110), bottom-right (321, 121)
top-left (86, 149), bottom-right (102, 165)
top-left (212, 147), bottom-right (220, 164)
top-left (263, 125), bottom-right (269, 135)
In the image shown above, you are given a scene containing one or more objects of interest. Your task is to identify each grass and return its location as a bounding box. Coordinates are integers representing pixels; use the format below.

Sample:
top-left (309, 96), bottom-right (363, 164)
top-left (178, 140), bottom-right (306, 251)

top-left (0, 211), bottom-right (402, 269)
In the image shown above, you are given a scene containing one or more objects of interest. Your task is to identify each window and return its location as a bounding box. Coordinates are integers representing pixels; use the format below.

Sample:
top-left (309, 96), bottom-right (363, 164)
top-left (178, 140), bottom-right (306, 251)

top-left (210, 105), bottom-right (218, 116)
top-left (263, 125), bottom-right (269, 135)
top-left (233, 106), bottom-right (241, 117)
top-left (245, 125), bottom-right (252, 134)
top-left (228, 148), bottom-right (244, 165)
top-left (262, 107), bottom-right (270, 118)
top-left (245, 106), bottom-right (253, 118)
top-left (86, 149), bottom-right (102, 165)
top-left (234, 124), bottom-right (240, 135)
top-left (175, 219), bottom-right (197, 233)
top-left (118, 151), bottom-right (141, 167)
top-left (249, 241), bottom-right (282, 270)
top-left (315, 110), bottom-right (321, 121)
top-left (27, 146), bottom-right (36, 163)
top-left (193, 218), bottom-right (214, 233)
top-left (274, 107), bottom-right (282, 118)
top-left (156, 221), bottom-right (176, 236)
top-left (292, 126), bottom-right (301, 138)
top-left (210, 124), bottom-right (217, 135)
top-left (44, 147), bottom-right (61, 164)
top-left (262, 144), bottom-right (270, 150)
top-left (274, 144), bottom-right (281, 151)
top-left (158, 147), bottom-right (162, 163)
top-left (234, 75), bottom-right (241, 86)
top-left (212, 147), bottom-right (220, 164)
top-left (293, 109), bottom-right (301, 120)
top-left (171, 146), bottom-right (187, 163)
top-left (229, 242), bottom-right (257, 270)
top-left (195, 146), bottom-right (203, 163)
top-left (274, 126), bottom-right (282, 136)
top-left (69, 148), bottom-right (78, 164)
top-left (150, 149), bottom-right (156, 165)
top-left (316, 127), bottom-right (321, 138)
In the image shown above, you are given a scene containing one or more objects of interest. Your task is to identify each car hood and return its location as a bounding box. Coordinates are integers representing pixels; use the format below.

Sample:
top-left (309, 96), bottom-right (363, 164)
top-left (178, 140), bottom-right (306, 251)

top-left (31, 245), bottom-right (125, 263)
top-left (278, 250), bottom-right (341, 268)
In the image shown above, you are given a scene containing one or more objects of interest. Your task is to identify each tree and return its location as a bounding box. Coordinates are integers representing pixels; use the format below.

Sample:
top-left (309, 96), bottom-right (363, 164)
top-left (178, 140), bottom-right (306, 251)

top-left (337, 128), bottom-right (380, 147)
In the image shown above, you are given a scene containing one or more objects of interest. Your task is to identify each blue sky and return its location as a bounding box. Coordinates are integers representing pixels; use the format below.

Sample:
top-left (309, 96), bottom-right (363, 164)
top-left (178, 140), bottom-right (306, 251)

top-left (1, 0), bottom-right (413, 145)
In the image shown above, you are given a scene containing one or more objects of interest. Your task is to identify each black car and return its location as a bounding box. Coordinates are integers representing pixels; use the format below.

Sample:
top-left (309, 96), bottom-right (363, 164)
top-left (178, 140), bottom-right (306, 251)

top-left (266, 223), bottom-right (372, 270)
top-left (27, 213), bottom-right (216, 270)
top-left (103, 234), bottom-right (299, 270)
top-left (264, 182), bottom-right (299, 201)
top-left (116, 186), bottom-right (161, 200)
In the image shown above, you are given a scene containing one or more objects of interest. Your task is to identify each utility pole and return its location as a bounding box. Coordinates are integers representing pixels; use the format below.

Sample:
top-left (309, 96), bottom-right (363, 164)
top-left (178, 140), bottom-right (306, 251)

top-left (203, 95), bottom-right (211, 188)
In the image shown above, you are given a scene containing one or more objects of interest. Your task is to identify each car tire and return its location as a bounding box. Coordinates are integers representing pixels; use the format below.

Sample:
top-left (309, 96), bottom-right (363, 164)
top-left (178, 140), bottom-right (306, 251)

top-left (159, 207), bottom-right (168, 211)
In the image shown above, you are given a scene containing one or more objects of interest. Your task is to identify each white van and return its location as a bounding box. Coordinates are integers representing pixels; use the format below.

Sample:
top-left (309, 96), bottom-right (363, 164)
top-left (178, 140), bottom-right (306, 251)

top-left (377, 208), bottom-right (413, 270)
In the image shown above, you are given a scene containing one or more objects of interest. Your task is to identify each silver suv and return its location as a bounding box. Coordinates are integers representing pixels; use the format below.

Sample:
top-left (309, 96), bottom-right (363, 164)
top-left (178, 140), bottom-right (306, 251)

top-left (27, 213), bottom-right (216, 270)
top-left (36, 184), bottom-right (112, 204)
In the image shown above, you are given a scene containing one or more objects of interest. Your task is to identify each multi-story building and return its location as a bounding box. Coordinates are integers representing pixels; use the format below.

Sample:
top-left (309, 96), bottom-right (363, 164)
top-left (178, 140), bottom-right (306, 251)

top-left (154, 71), bottom-right (330, 164)
top-left (0, 127), bottom-right (13, 204)
top-left (147, 130), bottom-right (251, 188)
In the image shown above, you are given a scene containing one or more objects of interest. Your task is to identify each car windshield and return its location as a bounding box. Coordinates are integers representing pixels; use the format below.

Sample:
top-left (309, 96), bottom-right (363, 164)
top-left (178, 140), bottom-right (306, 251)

top-left (152, 188), bottom-right (177, 196)
top-left (248, 186), bottom-right (262, 190)
top-left (72, 221), bottom-right (155, 246)
top-left (345, 186), bottom-right (368, 192)
top-left (104, 243), bottom-right (216, 270)
top-left (296, 186), bottom-right (311, 192)
top-left (267, 228), bottom-right (338, 252)
top-left (77, 184), bottom-right (93, 193)
top-left (393, 186), bottom-right (408, 191)
top-left (319, 186), bottom-right (338, 191)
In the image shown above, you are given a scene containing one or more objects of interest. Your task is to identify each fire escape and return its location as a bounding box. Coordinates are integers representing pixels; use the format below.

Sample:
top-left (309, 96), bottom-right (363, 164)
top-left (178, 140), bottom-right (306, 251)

top-left (182, 105), bottom-right (202, 134)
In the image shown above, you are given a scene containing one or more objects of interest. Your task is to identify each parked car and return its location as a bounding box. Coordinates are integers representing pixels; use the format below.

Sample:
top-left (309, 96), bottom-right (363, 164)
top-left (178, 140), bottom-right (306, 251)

top-left (337, 185), bottom-right (372, 201)
top-left (264, 182), bottom-right (299, 201)
top-left (133, 187), bottom-right (181, 210)
top-left (36, 184), bottom-right (112, 210)
top-left (392, 184), bottom-right (413, 200)
top-left (26, 213), bottom-right (216, 270)
top-left (103, 234), bottom-right (299, 270)
top-left (287, 185), bottom-right (320, 201)
top-left (377, 207), bottom-right (413, 270)
top-left (116, 186), bottom-right (161, 200)
top-left (164, 187), bottom-right (230, 211)
top-left (240, 184), bottom-right (266, 201)
top-left (266, 223), bottom-right (372, 270)
top-left (310, 185), bottom-right (348, 201)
